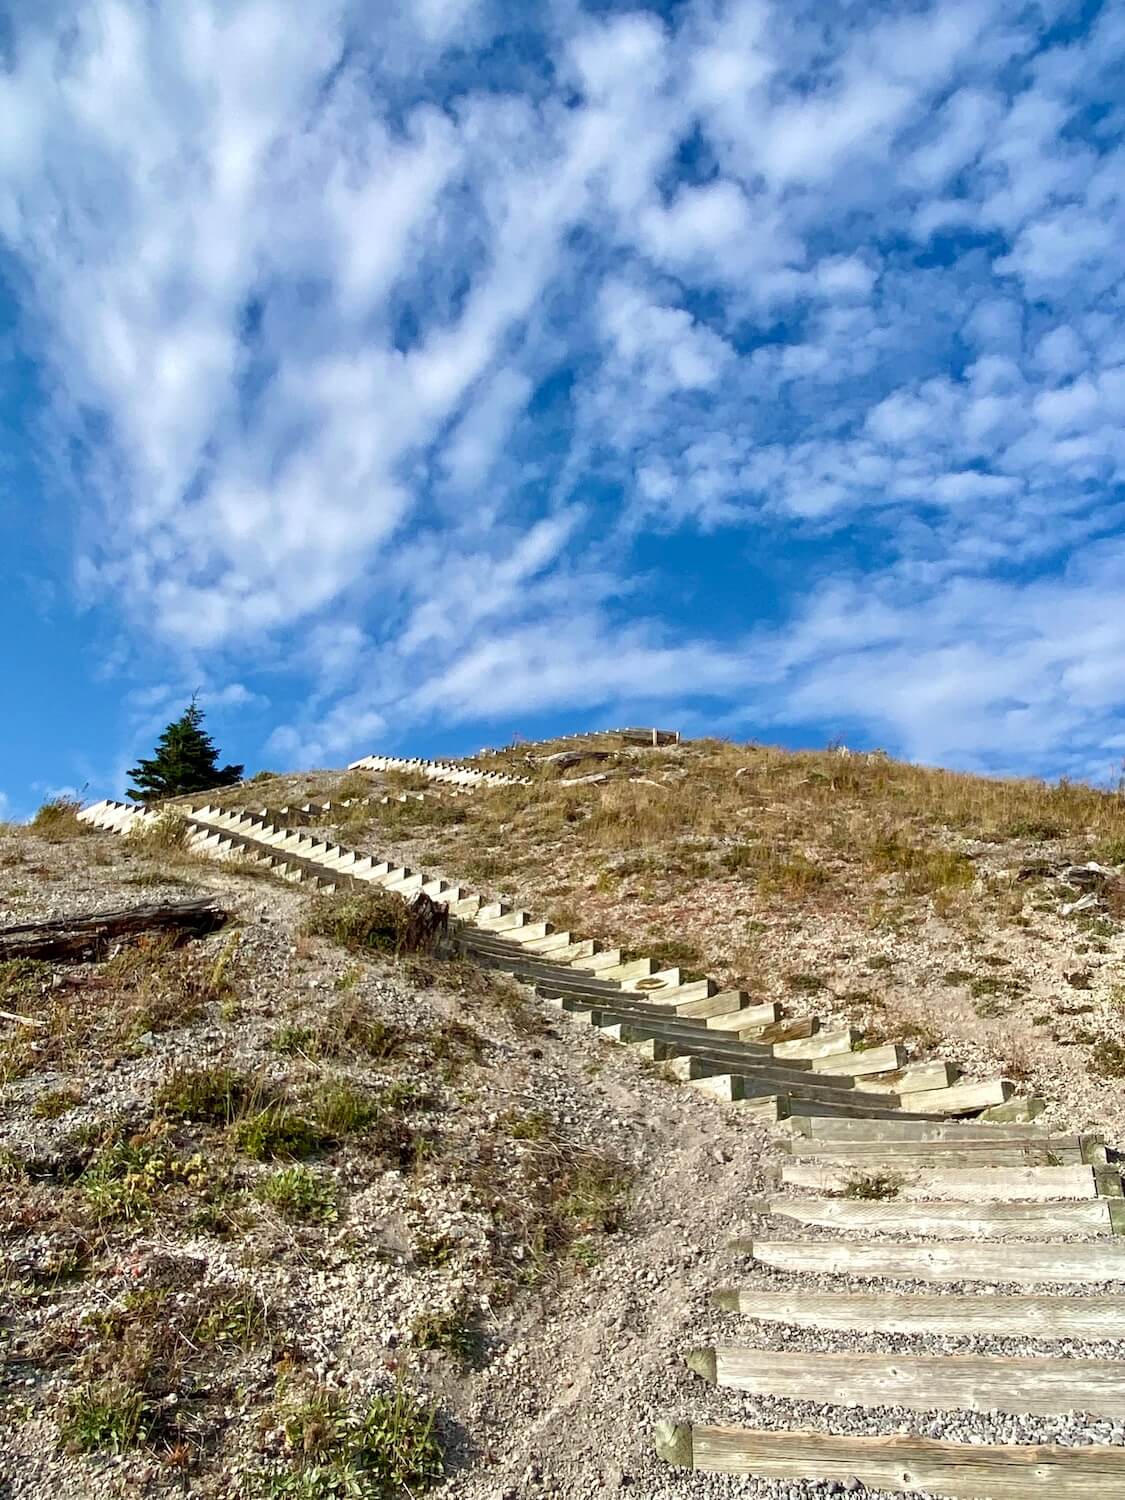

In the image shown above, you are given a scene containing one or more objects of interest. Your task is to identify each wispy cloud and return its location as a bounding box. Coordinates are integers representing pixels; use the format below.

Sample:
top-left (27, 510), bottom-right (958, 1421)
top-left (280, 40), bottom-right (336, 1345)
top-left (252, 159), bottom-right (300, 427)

top-left (2, 0), bottom-right (1124, 786)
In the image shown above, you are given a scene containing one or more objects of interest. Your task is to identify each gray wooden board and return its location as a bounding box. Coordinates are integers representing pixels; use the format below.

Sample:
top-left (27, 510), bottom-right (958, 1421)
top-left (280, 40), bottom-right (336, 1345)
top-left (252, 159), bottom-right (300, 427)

top-left (689, 1346), bottom-right (1125, 1417)
top-left (756, 1195), bottom-right (1117, 1238)
top-left (711, 1287), bottom-right (1125, 1339)
top-left (654, 1423), bottom-right (1125, 1495)
top-left (785, 1138), bottom-right (1086, 1165)
top-left (786, 1118), bottom-right (1063, 1142)
top-left (742, 1238), bottom-right (1125, 1282)
top-left (779, 1163), bottom-right (1104, 1200)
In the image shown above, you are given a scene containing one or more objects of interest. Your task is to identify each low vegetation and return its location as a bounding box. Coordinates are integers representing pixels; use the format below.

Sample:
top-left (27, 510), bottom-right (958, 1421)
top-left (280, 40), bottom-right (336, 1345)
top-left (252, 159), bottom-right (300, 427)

top-left (304, 888), bottom-right (411, 955)
top-left (253, 1383), bottom-right (444, 1498)
top-left (843, 1172), bottom-right (902, 1200)
top-left (29, 797), bottom-right (90, 842)
top-left (256, 1164), bottom-right (338, 1222)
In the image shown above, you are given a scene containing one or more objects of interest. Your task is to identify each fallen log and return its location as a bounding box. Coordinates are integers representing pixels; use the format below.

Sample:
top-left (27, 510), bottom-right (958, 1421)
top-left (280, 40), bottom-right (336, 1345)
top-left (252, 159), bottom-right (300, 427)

top-left (0, 898), bottom-right (228, 963)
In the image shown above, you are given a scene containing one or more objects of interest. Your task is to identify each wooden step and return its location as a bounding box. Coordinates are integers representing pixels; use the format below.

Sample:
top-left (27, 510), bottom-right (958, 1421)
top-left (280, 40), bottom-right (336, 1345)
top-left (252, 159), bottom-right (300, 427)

top-left (773, 1027), bottom-right (858, 1060)
top-left (809, 1041), bottom-right (906, 1076)
top-left (784, 1145), bottom-right (1092, 1168)
top-left (907, 1078), bottom-right (1016, 1115)
top-left (856, 1061), bottom-right (962, 1094)
top-left (575, 997), bottom-right (819, 1053)
top-left (778, 1162), bottom-right (1117, 1201)
top-left (752, 1195), bottom-right (1124, 1237)
top-left (712, 1287), bottom-right (1125, 1339)
top-left (686, 1345), bottom-right (1125, 1417)
top-left (785, 1118), bottom-right (1064, 1143)
top-left (678, 1068), bottom-right (903, 1111)
top-left (654, 1423), bottom-right (1125, 1495)
top-left (704, 999), bottom-right (781, 1031)
top-left (741, 1238), bottom-right (1125, 1282)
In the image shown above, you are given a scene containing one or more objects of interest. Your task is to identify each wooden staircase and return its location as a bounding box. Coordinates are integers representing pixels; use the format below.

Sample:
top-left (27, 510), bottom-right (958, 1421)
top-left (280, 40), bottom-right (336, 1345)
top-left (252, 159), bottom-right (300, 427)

top-left (658, 1116), bottom-right (1125, 1496)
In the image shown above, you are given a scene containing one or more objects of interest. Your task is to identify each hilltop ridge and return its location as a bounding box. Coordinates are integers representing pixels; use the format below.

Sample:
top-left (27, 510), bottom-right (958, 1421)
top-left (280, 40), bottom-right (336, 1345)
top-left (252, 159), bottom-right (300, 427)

top-left (206, 731), bottom-right (1125, 1135)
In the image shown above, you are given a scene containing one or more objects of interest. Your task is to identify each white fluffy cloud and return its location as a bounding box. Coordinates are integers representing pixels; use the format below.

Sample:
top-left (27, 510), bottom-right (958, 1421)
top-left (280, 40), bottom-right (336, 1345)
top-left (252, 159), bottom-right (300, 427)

top-left (3, 0), bottom-right (1125, 781)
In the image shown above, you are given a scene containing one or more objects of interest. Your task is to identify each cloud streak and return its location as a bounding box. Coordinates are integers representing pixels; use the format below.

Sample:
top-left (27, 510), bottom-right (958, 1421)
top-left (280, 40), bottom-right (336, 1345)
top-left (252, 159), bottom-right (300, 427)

top-left (1, 0), bottom-right (1124, 786)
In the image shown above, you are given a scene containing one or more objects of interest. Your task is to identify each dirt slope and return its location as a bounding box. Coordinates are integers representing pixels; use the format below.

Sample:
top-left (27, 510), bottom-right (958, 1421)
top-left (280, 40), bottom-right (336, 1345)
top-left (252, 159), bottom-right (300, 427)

top-left (0, 815), bottom-right (782, 1498)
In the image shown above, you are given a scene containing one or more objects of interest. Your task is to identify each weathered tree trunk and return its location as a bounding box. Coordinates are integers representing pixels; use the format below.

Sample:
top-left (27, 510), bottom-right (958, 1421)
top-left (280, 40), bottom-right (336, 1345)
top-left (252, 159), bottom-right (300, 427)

top-left (0, 898), bottom-right (228, 963)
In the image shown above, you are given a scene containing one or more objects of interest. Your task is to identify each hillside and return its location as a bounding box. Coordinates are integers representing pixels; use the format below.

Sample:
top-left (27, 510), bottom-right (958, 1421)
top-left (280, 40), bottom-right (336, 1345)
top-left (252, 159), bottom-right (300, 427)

top-left (0, 809), bottom-right (765, 1497)
top-left (229, 735), bottom-right (1125, 1134)
top-left (5, 735), bottom-right (1125, 1498)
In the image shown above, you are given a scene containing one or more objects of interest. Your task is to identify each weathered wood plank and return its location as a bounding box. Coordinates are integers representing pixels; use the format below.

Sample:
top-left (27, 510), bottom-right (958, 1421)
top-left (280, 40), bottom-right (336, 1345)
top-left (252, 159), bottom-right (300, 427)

top-left (654, 1423), bottom-right (1125, 1495)
top-left (0, 897), bottom-right (227, 962)
top-left (787, 1148), bottom-right (1087, 1169)
top-left (704, 999), bottom-right (780, 1031)
top-left (896, 1078), bottom-right (1015, 1115)
top-left (742, 1238), bottom-right (1125, 1282)
top-left (773, 1027), bottom-right (858, 1060)
top-left (753, 1195), bottom-right (1119, 1238)
top-left (687, 1346), bottom-right (1125, 1417)
top-left (810, 1042), bottom-right (905, 1076)
top-left (778, 1163), bottom-right (1107, 1201)
top-left (785, 1137), bottom-right (1087, 1166)
top-left (785, 1118), bottom-right (1061, 1142)
top-left (859, 1061), bottom-right (962, 1094)
top-left (711, 1287), bottom-right (1125, 1339)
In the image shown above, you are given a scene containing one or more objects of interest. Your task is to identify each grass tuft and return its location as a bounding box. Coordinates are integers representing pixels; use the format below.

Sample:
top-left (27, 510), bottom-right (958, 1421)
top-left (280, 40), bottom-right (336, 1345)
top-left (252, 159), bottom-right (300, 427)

top-left (304, 890), bottom-right (410, 955)
top-left (410, 1301), bottom-right (479, 1366)
top-left (59, 1381), bottom-right (152, 1453)
top-left (254, 1383), bottom-right (443, 1498)
top-left (256, 1165), bottom-right (338, 1223)
top-left (843, 1172), bottom-right (902, 1200)
top-left (157, 1062), bottom-right (256, 1123)
top-left (30, 797), bottom-right (90, 841)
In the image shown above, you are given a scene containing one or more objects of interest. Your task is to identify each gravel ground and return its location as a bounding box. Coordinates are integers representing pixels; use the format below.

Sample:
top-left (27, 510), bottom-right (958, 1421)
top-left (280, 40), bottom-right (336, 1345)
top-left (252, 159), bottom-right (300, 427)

top-left (5, 815), bottom-right (1125, 1499)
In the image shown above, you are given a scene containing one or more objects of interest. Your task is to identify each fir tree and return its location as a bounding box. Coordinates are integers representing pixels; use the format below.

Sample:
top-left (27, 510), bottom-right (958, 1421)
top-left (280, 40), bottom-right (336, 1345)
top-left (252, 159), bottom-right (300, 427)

top-left (127, 699), bottom-right (244, 803)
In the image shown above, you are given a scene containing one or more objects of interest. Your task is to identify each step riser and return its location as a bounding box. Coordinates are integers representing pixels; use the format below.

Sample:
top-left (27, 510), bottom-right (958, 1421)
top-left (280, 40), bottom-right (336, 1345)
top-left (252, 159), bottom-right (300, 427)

top-left (755, 1196), bottom-right (1120, 1238)
top-left (743, 1240), bottom-right (1125, 1283)
top-left (778, 1163), bottom-right (1110, 1202)
top-left (711, 1289), bottom-right (1125, 1340)
top-left (688, 1346), bottom-right (1125, 1419)
top-left (655, 1423), bottom-right (1125, 1493)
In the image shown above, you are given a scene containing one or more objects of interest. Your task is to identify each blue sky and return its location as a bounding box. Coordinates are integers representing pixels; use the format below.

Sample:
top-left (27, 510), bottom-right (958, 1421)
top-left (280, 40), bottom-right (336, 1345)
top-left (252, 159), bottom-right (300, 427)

top-left (2, 0), bottom-right (1125, 819)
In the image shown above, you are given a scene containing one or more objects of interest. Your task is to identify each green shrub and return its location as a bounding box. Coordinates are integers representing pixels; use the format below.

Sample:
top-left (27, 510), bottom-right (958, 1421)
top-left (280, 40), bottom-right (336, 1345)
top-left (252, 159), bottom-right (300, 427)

top-left (310, 1081), bottom-right (383, 1136)
top-left (410, 1302), bottom-right (479, 1366)
top-left (192, 1287), bottom-right (267, 1349)
top-left (59, 1382), bottom-right (152, 1453)
top-left (125, 808), bottom-right (191, 853)
top-left (843, 1172), bottom-right (901, 1200)
top-left (271, 1025), bottom-right (315, 1056)
top-left (32, 1086), bottom-right (83, 1120)
top-left (80, 1139), bottom-right (207, 1223)
top-left (231, 1105), bottom-right (331, 1161)
top-left (255, 1383), bottom-right (443, 1497)
top-left (0, 958), bottom-right (52, 1005)
top-left (157, 1063), bottom-right (255, 1123)
top-left (304, 890), bottom-right (409, 955)
top-left (256, 1166), bottom-right (338, 1223)
top-left (1088, 1039), bottom-right (1125, 1078)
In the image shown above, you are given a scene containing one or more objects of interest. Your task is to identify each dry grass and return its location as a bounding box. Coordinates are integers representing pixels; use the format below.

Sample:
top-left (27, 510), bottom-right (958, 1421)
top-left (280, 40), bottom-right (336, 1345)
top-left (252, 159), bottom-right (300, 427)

top-left (334, 738), bottom-right (1125, 1012)
top-left (29, 798), bottom-right (91, 842)
top-left (0, 932), bottom-right (244, 1082)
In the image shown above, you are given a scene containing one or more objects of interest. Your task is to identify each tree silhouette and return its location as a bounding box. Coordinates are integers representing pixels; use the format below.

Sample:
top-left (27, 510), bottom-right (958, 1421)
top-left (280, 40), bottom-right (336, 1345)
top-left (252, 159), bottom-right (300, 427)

top-left (127, 699), bottom-right (243, 803)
